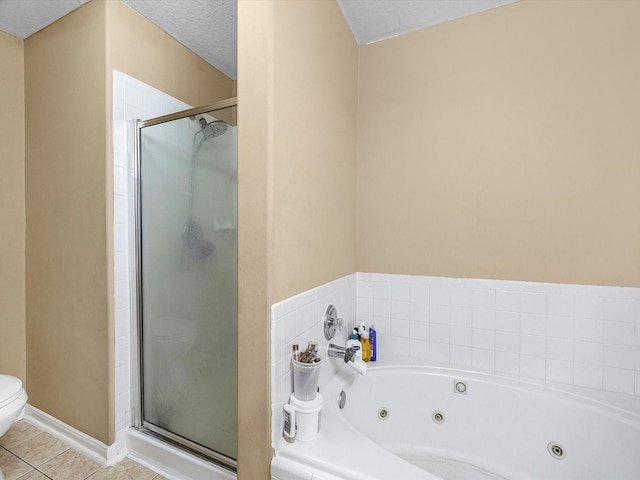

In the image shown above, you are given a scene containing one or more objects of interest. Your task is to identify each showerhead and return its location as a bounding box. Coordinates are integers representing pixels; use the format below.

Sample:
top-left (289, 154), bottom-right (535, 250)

top-left (198, 117), bottom-right (228, 139)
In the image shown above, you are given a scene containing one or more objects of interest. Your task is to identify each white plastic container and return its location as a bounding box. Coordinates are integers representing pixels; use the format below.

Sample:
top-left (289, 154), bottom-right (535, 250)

top-left (289, 393), bottom-right (322, 441)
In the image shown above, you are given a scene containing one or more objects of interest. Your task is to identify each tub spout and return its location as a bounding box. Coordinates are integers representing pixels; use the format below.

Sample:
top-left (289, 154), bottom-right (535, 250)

top-left (328, 343), bottom-right (357, 363)
top-left (328, 344), bottom-right (367, 375)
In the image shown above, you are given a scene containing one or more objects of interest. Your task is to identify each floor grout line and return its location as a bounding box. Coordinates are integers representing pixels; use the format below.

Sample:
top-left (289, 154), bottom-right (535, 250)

top-left (2, 421), bottom-right (168, 480)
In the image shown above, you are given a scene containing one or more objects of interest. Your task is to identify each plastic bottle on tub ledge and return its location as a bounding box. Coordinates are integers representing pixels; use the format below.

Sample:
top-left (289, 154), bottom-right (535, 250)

top-left (359, 324), bottom-right (372, 363)
top-left (369, 324), bottom-right (377, 362)
top-left (345, 329), bottom-right (362, 360)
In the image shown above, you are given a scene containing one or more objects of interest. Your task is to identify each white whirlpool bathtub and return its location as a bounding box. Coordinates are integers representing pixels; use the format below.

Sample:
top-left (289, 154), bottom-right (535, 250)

top-left (272, 359), bottom-right (640, 480)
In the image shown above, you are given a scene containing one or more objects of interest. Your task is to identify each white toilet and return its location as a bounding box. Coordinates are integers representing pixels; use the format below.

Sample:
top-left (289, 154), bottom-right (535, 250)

top-left (0, 375), bottom-right (28, 480)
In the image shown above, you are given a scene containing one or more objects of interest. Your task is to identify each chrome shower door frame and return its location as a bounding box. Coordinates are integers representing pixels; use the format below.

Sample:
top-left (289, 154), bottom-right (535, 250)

top-left (133, 98), bottom-right (238, 471)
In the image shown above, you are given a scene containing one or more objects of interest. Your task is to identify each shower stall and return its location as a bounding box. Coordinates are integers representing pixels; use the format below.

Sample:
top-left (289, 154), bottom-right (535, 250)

top-left (134, 99), bottom-right (237, 470)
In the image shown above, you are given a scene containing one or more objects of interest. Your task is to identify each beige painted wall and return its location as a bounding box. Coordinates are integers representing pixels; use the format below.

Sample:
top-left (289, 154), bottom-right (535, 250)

top-left (25, 0), bottom-right (110, 443)
top-left (238, 0), bottom-right (358, 477)
top-left (24, 0), bottom-right (233, 445)
top-left (271, 0), bottom-right (358, 303)
top-left (357, 0), bottom-right (640, 287)
top-left (237, 2), bottom-right (271, 476)
top-left (0, 32), bottom-right (26, 383)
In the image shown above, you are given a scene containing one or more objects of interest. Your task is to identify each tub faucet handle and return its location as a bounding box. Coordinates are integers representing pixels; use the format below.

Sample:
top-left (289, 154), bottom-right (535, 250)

top-left (323, 305), bottom-right (344, 340)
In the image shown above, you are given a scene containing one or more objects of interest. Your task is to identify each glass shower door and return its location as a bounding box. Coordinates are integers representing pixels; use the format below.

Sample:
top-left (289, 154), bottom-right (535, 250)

top-left (136, 102), bottom-right (237, 467)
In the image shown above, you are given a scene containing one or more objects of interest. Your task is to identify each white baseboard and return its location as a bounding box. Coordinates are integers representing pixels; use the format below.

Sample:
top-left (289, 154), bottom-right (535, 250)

top-left (23, 405), bottom-right (127, 467)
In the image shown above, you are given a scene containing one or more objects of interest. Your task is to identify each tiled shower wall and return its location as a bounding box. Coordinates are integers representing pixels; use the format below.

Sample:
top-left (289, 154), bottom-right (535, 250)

top-left (272, 272), bottom-right (640, 444)
top-left (112, 70), bottom-right (190, 447)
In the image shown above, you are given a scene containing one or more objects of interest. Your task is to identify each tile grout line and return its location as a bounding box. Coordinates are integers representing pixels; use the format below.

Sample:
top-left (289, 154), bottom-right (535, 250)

top-left (4, 435), bottom-right (98, 480)
top-left (28, 445), bottom-right (71, 480)
top-left (14, 447), bottom-right (67, 480)
top-left (3, 422), bottom-right (169, 480)
top-left (1, 443), bottom-right (52, 480)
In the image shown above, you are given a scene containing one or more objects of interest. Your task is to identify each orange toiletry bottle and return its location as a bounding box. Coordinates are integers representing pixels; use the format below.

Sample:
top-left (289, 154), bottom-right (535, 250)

top-left (360, 327), bottom-right (372, 363)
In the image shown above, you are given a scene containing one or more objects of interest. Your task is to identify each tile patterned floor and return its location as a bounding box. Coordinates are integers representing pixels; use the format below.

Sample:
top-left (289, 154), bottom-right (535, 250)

top-left (0, 421), bottom-right (168, 480)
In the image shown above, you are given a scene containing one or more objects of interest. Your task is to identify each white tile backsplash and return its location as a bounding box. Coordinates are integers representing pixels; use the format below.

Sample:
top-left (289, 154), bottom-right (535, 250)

top-left (606, 297), bottom-right (638, 323)
top-left (451, 286), bottom-right (472, 307)
top-left (496, 331), bottom-right (519, 353)
top-left (546, 359), bottom-right (573, 384)
top-left (604, 321), bottom-right (635, 345)
top-left (496, 290), bottom-right (519, 312)
top-left (410, 338), bottom-right (430, 359)
top-left (520, 313), bottom-right (545, 336)
top-left (603, 367), bottom-right (634, 394)
top-left (519, 354), bottom-right (545, 380)
top-left (496, 351), bottom-right (519, 375)
top-left (472, 348), bottom-right (495, 371)
top-left (575, 295), bottom-right (605, 319)
top-left (472, 309), bottom-right (495, 330)
top-left (355, 273), bottom-right (640, 395)
top-left (430, 323), bottom-right (450, 343)
top-left (391, 299), bottom-right (410, 320)
top-left (574, 362), bottom-right (603, 389)
top-left (547, 315), bottom-right (574, 339)
top-left (270, 274), bottom-right (356, 447)
top-left (430, 341), bottom-right (450, 363)
top-left (450, 345), bottom-right (472, 367)
top-left (430, 304), bottom-right (450, 324)
top-left (547, 293), bottom-right (574, 317)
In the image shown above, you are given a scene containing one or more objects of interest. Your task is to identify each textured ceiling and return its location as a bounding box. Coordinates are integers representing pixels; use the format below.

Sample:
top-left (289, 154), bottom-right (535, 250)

top-left (337, 0), bottom-right (518, 45)
top-left (0, 0), bottom-right (519, 81)
top-left (120, 0), bottom-right (237, 80)
top-left (0, 0), bottom-right (238, 79)
top-left (0, 0), bottom-right (91, 38)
